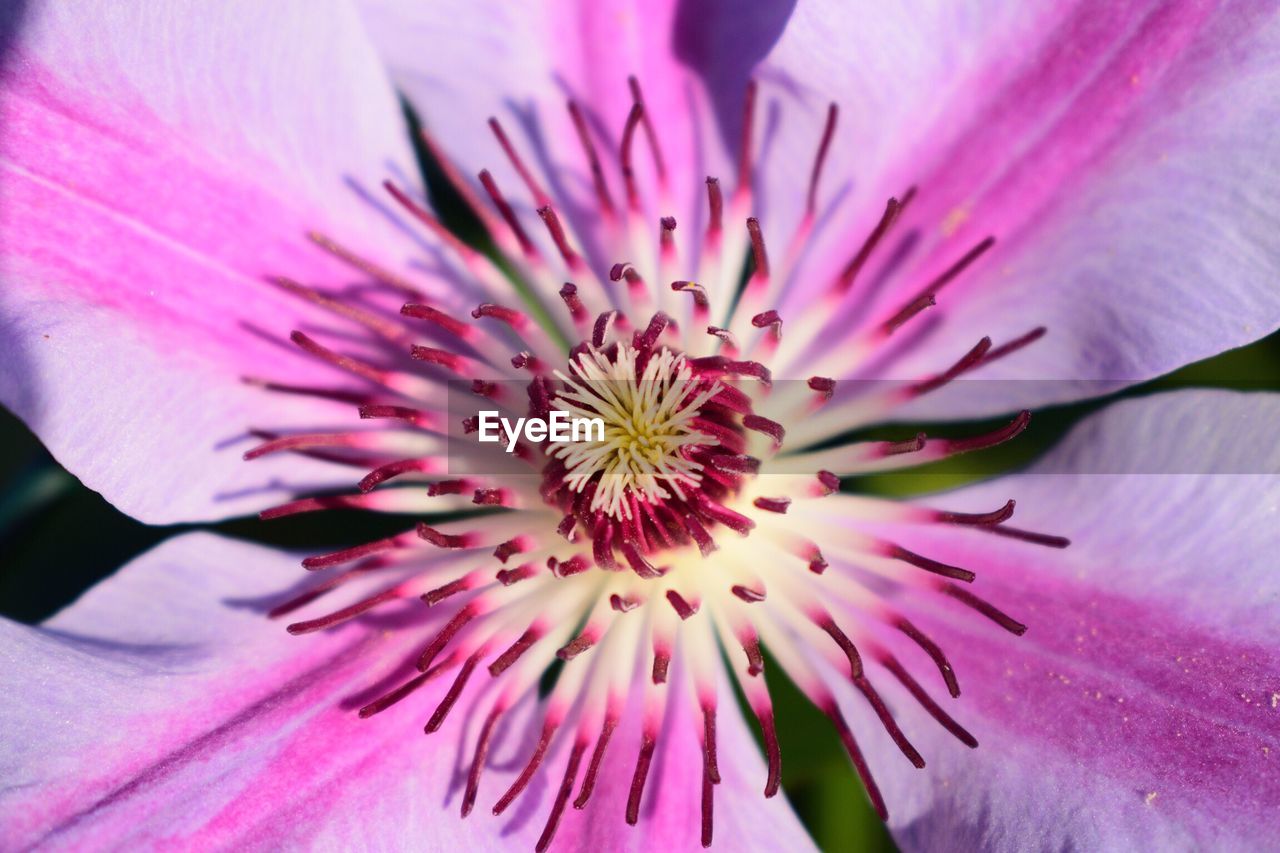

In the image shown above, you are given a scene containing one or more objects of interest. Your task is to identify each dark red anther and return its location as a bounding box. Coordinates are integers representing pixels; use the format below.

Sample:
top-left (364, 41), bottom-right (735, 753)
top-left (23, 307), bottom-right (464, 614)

top-left (751, 310), bottom-right (782, 340)
top-left (610, 261), bottom-right (645, 290)
top-left (621, 542), bottom-right (662, 578)
top-left (462, 705), bottom-right (504, 817)
top-left (557, 630), bottom-right (597, 661)
top-left (942, 583), bottom-right (1028, 635)
top-left (757, 710), bottom-right (782, 796)
top-left (489, 626), bottom-right (540, 675)
top-left (496, 562), bottom-right (537, 586)
top-left (488, 116), bottom-right (550, 206)
top-left (592, 310), bottom-right (618, 347)
top-left (660, 215), bottom-right (678, 254)
top-left (627, 76), bottom-right (667, 182)
top-left (807, 102), bottom-right (839, 215)
top-left (471, 302), bottom-right (527, 329)
top-left (884, 432), bottom-right (928, 456)
top-left (854, 673), bottom-right (926, 768)
top-left (383, 180), bottom-right (475, 258)
top-left (400, 303), bottom-right (472, 338)
top-left (731, 584), bottom-right (766, 603)
top-left (556, 514), bottom-right (579, 542)
top-left (536, 740), bottom-right (587, 853)
top-left (942, 410), bottom-right (1031, 454)
top-left (574, 715), bottom-right (618, 809)
top-left (672, 280), bottom-right (709, 308)
top-left (743, 414), bottom-right (785, 444)
top-left (417, 605), bottom-right (476, 670)
top-left (493, 537), bottom-right (527, 563)
top-left (808, 549), bottom-right (829, 574)
top-left (709, 453), bottom-right (761, 474)
top-left (358, 404), bottom-right (428, 425)
top-left (911, 235), bottom-right (996, 302)
top-left (823, 699), bottom-right (888, 821)
top-left (835, 194), bottom-right (911, 293)
top-left (558, 282), bottom-right (587, 321)
top-left (746, 217), bottom-right (770, 282)
top-left (308, 230), bottom-right (423, 298)
top-left (301, 534), bottom-right (404, 570)
top-left (272, 277), bottom-right (408, 343)
top-left (985, 524), bottom-right (1071, 549)
top-left (416, 524), bottom-right (472, 548)
top-left (703, 702), bottom-right (721, 783)
top-left (808, 376), bottom-right (836, 400)
top-left (652, 648), bottom-right (671, 683)
top-left (537, 205), bottom-right (582, 269)
top-left (887, 543), bottom-right (975, 582)
top-left (550, 554), bottom-right (591, 577)
top-left (285, 586), bottom-right (399, 635)
top-left (626, 733), bottom-right (658, 825)
top-left (737, 79), bottom-right (757, 194)
top-left (666, 590), bottom-right (699, 620)
top-left (471, 488), bottom-right (507, 507)
top-left (743, 635), bottom-right (765, 676)
top-left (494, 719), bottom-right (558, 815)
top-left (816, 470), bottom-right (841, 494)
top-left (883, 293), bottom-right (936, 333)
top-left (879, 653), bottom-right (977, 748)
top-left (425, 652), bottom-right (480, 733)
top-left (896, 618), bottom-right (961, 697)
top-left (567, 99), bottom-right (616, 216)
top-left (288, 330), bottom-right (384, 385)
top-left (981, 326), bottom-right (1047, 366)
top-left (470, 380), bottom-right (498, 399)
top-left (753, 496), bottom-right (791, 514)
top-left (620, 102), bottom-right (646, 209)
top-left (936, 499), bottom-right (1016, 526)
top-left (610, 593), bottom-right (640, 612)
top-left (423, 577), bottom-right (470, 606)
top-left (427, 480), bottom-right (470, 496)
top-left (816, 614), bottom-right (864, 678)
top-left (409, 344), bottom-right (467, 374)
top-left (478, 168), bottom-right (537, 257)
top-left (705, 177), bottom-right (724, 237)
top-left (707, 326), bottom-right (738, 349)
top-left (694, 494), bottom-right (756, 535)
top-left (358, 654), bottom-right (454, 719)
top-left (634, 311), bottom-right (672, 351)
top-left (910, 336), bottom-right (993, 397)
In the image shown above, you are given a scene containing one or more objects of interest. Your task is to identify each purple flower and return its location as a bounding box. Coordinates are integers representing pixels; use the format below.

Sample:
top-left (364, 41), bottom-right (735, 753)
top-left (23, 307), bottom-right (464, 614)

top-left (1, 2), bottom-right (1278, 850)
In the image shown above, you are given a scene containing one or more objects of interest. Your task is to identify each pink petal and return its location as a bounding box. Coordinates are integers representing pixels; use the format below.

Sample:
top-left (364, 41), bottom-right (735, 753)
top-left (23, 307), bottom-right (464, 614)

top-left (844, 390), bottom-right (1280, 848)
top-left (0, 532), bottom-right (811, 849)
top-left (0, 1), bottom-right (424, 522)
top-left (356, 0), bottom-right (785, 269)
top-left (761, 2), bottom-right (1280, 407)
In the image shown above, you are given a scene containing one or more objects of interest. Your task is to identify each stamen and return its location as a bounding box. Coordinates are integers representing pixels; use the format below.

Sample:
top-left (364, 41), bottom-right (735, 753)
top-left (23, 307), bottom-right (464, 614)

top-left (985, 525), bottom-right (1071, 548)
top-left (494, 719), bottom-right (558, 815)
top-left (627, 76), bottom-right (667, 183)
top-left (737, 80), bottom-right (757, 196)
top-left (823, 698), bottom-right (888, 820)
top-left (463, 704), bottom-right (505, 817)
top-left (426, 652), bottom-right (481, 732)
top-left (626, 732), bottom-right (658, 825)
top-left (878, 653), bottom-right (978, 748)
top-left (942, 583), bottom-right (1028, 635)
top-left (896, 618), bottom-right (961, 697)
top-left (705, 177), bottom-right (724, 239)
top-left (886, 543), bottom-right (976, 583)
top-left (835, 192), bottom-right (914, 293)
top-left (538, 205), bottom-right (583, 269)
top-left (620, 102), bottom-right (646, 210)
top-left (488, 116), bottom-right (551, 206)
top-left (567, 100), bottom-right (616, 216)
top-left (807, 103), bottom-right (839, 216)
top-left (478, 169), bottom-right (537, 257)
top-left (536, 740), bottom-right (587, 853)
top-left (574, 715), bottom-right (618, 809)
top-left (489, 626), bottom-right (541, 676)
top-left (746, 217), bottom-right (770, 284)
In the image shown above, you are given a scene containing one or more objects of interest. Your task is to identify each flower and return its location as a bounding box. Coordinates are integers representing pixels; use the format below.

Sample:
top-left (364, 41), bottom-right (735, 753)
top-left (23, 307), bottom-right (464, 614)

top-left (1, 1), bottom-right (1279, 851)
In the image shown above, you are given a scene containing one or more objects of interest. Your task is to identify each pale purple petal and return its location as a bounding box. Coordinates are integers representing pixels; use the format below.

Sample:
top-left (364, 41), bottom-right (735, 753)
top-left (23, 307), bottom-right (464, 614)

top-left (841, 390), bottom-right (1280, 849)
top-left (0, 532), bottom-right (811, 850)
top-left (757, 2), bottom-right (1280, 408)
top-left (0, 1), bottom-right (424, 522)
